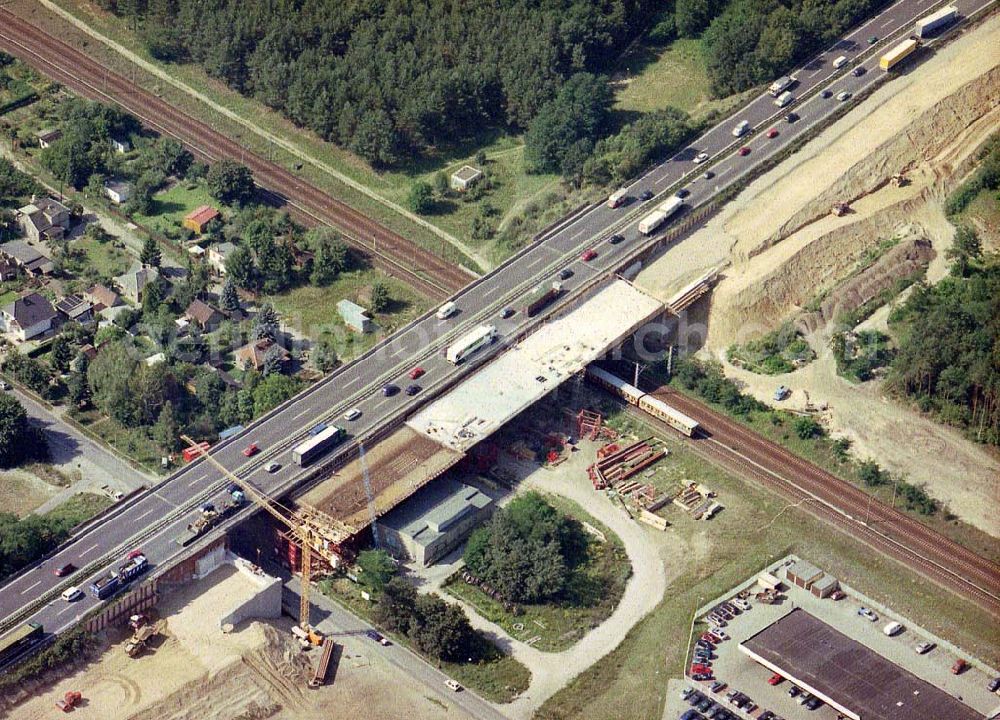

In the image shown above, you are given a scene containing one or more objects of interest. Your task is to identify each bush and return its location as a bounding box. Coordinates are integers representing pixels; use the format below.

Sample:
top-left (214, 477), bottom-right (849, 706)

top-left (726, 322), bottom-right (815, 375)
top-left (793, 416), bottom-right (824, 440)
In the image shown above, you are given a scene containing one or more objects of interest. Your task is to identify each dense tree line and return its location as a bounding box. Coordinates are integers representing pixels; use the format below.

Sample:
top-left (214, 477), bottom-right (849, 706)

top-left (945, 133), bottom-right (1000, 215)
top-left (886, 228), bottom-right (1000, 446)
top-left (0, 393), bottom-right (49, 467)
top-left (99, 0), bottom-right (660, 166)
top-left (39, 98), bottom-right (139, 189)
top-left (582, 107), bottom-right (696, 187)
top-left (0, 498), bottom-right (100, 582)
top-left (0, 157), bottom-right (42, 209)
top-left (374, 578), bottom-right (478, 662)
top-left (671, 356), bottom-right (769, 417)
top-left (463, 492), bottom-right (588, 604)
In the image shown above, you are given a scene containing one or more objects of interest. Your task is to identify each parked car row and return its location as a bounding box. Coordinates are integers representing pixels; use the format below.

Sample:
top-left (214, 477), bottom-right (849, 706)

top-left (787, 684), bottom-right (825, 711)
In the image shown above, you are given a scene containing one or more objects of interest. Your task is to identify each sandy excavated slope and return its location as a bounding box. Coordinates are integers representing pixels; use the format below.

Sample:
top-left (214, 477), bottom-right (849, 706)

top-left (635, 14), bottom-right (1000, 536)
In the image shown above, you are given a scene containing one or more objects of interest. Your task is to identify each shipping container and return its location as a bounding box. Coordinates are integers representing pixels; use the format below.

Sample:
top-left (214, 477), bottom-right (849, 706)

top-left (520, 282), bottom-right (564, 317)
top-left (914, 6), bottom-right (957, 37)
top-left (292, 425), bottom-right (346, 466)
top-left (879, 38), bottom-right (918, 71)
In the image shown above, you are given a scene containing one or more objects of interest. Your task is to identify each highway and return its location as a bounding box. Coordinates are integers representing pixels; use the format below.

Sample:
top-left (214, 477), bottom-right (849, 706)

top-left (0, 0), bottom-right (992, 652)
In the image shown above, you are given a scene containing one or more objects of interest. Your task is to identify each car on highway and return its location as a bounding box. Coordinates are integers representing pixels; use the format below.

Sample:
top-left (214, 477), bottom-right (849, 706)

top-left (785, 112), bottom-right (799, 123)
top-left (766, 128), bottom-right (779, 139)
top-left (409, 366), bottom-right (425, 379)
top-left (858, 607), bottom-right (878, 621)
top-left (558, 268), bottom-right (574, 280)
top-left (309, 422), bottom-right (327, 435)
top-left (499, 307), bottom-right (515, 319)
top-left (265, 461), bottom-right (281, 473)
top-left (365, 629), bottom-right (391, 646)
top-left (382, 384), bottom-right (399, 397)
top-left (243, 443), bottom-right (260, 457)
top-left (914, 641), bottom-right (935, 654)
top-left (702, 170), bottom-right (715, 180)
top-left (675, 188), bottom-right (690, 199)
top-left (738, 146), bottom-right (751, 156)
top-left (853, 66), bottom-right (867, 76)
top-left (405, 384), bottom-right (422, 396)
top-left (444, 679), bottom-right (463, 692)
top-left (54, 563), bottom-right (76, 577)
top-left (639, 189), bottom-right (654, 201)
top-left (581, 248), bottom-right (598, 261)
top-left (732, 120), bottom-right (750, 137)
top-left (820, 89), bottom-right (832, 98)
top-left (60, 586), bottom-right (83, 602)
top-left (343, 407), bottom-right (362, 421)
top-left (607, 233), bottom-right (624, 245)
top-left (694, 152), bottom-right (710, 164)
top-left (837, 91), bottom-right (851, 101)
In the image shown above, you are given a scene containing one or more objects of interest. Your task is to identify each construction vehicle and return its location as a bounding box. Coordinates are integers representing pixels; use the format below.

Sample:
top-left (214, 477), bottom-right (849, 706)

top-left (55, 691), bottom-right (82, 712)
top-left (182, 435), bottom-right (353, 635)
top-left (890, 172), bottom-right (909, 187)
top-left (831, 201), bottom-right (850, 216)
top-left (174, 488), bottom-right (245, 546)
top-left (124, 622), bottom-right (162, 658)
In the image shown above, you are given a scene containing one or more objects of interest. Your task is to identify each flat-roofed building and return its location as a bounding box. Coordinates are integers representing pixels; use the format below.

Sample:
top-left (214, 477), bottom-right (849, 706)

top-left (786, 558), bottom-right (823, 589)
top-left (739, 608), bottom-right (982, 720)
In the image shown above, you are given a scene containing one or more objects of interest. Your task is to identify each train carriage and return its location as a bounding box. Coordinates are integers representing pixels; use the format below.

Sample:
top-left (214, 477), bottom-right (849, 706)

top-left (637, 394), bottom-right (699, 437)
top-left (584, 365), bottom-right (644, 405)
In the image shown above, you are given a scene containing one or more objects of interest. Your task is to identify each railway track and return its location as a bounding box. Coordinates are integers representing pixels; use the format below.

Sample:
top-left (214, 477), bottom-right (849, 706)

top-left (0, 9), bottom-right (469, 301)
top-left (620, 389), bottom-right (1000, 617)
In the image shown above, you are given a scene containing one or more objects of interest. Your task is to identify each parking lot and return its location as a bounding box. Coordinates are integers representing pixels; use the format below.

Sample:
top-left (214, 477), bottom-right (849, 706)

top-left (668, 556), bottom-right (1000, 720)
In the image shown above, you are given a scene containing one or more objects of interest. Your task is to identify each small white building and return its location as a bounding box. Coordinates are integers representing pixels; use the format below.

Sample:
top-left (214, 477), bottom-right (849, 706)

top-left (110, 136), bottom-right (131, 154)
top-left (450, 165), bottom-right (483, 192)
top-left (103, 180), bottom-right (132, 205)
top-left (208, 242), bottom-right (238, 275)
top-left (1, 292), bottom-right (58, 343)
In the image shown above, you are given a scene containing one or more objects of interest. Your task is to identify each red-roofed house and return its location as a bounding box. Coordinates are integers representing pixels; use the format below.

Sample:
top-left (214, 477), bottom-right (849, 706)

top-left (182, 205), bottom-right (220, 235)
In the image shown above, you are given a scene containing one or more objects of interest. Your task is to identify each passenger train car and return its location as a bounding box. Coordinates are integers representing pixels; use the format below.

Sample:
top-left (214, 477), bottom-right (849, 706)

top-left (585, 365), bottom-right (699, 437)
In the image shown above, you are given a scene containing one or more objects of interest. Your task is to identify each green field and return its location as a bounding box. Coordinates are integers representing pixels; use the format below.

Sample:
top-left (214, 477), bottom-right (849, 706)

top-left (444, 495), bottom-right (631, 653)
top-left (69, 408), bottom-right (163, 473)
top-left (614, 38), bottom-right (750, 120)
top-left (535, 417), bottom-right (1000, 720)
top-left (132, 181), bottom-right (217, 236)
top-left (72, 231), bottom-right (130, 278)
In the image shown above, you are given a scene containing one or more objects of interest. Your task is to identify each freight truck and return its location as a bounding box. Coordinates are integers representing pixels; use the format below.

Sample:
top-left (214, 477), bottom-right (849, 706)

top-left (173, 488), bottom-right (245, 546)
top-left (879, 38), bottom-right (918, 71)
top-left (768, 76), bottom-right (795, 97)
top-left (520, 281), bottom-right (564, 317)
top-left (90, 553), bottom-right (149, 599)
top-left (914, 6), bottom-right (957, 37)
top-left (292, 425), bottom-right (346, 466)
top-left (639, 196), bottom-right (684, 235)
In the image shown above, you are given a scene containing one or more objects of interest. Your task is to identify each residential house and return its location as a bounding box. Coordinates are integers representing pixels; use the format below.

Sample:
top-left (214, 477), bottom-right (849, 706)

top-left (16, 197), bottom-right (72, 244)
top-left (85, 284), bottom-right (122, 313)
top-left (184, 299), bottom-right (222, 332)
top-left (54, 294), bottom-right (95, 325)
top-left (450, 165), bottom-right (483, 192)
top-left (337, 299), bottom-right (374, 333)
top-left (36, 128), bottom-right (62, 148)
top-left (115, 262), bottom-right (161, 304)
top-left (234, 338), bottom-right (290, 373)
top-left (0, 240), bottom-right (54, 276)
top-left (1, 292), bottom-right (58, 342)
top-left (103, 180), bottom-right (132, 205)
top-left (207, 241), bottom-right (237, 275)
top-left (182, 205), bottom-right (220, 235)
top-left (110, 136), bottom-right (131, 154)
top-left (0, 257), bottom-right (17, 282)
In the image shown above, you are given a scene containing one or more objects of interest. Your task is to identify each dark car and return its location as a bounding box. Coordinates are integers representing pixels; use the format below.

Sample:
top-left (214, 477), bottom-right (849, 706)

top-left (365, 629), bottom-right (390, 646)
top-left (785, 112), bottom-right (799, 123)
top-left (688, 692), bottom-right (705, 706)
top-left (54, 563), bottom-right (76, 577)
top-left (702, 170), bottom-right (715, 180)
top-left (852, 66), bottom-right (866, 77)
top-left (607, 233), bottom-right (624, 245)
top-left (804, 697), bottom-right (823, 710)
top-left (405, 384), bottom-right (422, 396)
top-left (639, 189), bottom-right (654, 201)
top-left (382, 384), bottom-right (400, 397)
top-left (989, 677), bottom-right (1000, 692)
top-left (558, 268), bottom-right (573, 280)
top-left (738, 146), bottom-right (751, 156)
top-left (692, 672), bottom-right (713, 681)
top-left (675, 188), bottom-right (690, 199)
top-left (696, 697), bottom-right (714, 712)
top-left (680, 711), bottom-right (703, 720)
top-left (500, 307), bottom-right (515, 319)
top-left (821, 89), bottom-right (832, 98)
top-left (868, 35), bottom-right (879, 44)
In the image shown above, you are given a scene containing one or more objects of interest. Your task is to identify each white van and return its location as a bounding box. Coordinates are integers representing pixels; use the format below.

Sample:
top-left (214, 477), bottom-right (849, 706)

top-left (832, 55), bottom-right (849, 69)
top-left (435, 301), bottom-right (457, 320)
top-left (883, 621), bottom-right (904, 637)
top-left (732, 120), bottom-right (750, 137)
top-left (61, 586), bottom-right (83, 602)
top-left (774, 91), bottom-right (794, 108)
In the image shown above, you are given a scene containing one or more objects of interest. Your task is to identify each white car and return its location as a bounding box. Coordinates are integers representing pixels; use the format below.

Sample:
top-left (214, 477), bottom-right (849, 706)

top-left (883, 622), bottom-right (904, 637)
top-left (693, 152), bottom-right (710, 164)
top-left (61, 586), bottom-right (83, 602)
top-left (858, 607), bottom-right (878, 622)
top-left (444, 679), bottom-right (463, 692)
top-left (709, 628), bottom-right (729, 640)
top-left (265, 461), bottom-right (281, 473)
top-left (732, 597), bottom-right (751, 611)
top-left (837, 91), bottom-right (851, 102)
top-left (343, 407), bottom-right (362, 421)
top-left (914, 641), bottom-right (935, 654)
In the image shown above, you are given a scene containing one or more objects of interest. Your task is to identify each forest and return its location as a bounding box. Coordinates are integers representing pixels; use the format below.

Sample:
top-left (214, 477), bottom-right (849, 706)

top-left (98, 0), bottom-right (660, 167)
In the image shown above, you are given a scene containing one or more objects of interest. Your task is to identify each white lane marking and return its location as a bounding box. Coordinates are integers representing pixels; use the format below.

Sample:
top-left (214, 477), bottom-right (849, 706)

top-left (187, 473), bottom-right (207, 488)
top-left (344, 375), bottom-right (362, 388)
top-left (569, 227), bottom-right (588, 241)
top-left (482, 284), bottom-right (502, 299)
top-left (654, 173), bottom-right (675, 186)
top-left (293, 407), bottom-right (312, 420)
top-left (133, 507), bottom-right (157, 523)
top-left (79, 543), bottom-right (98, 557)
top-left (21, 580), bottom-right (42, 594)
top-left (810, 66), bottom-right (825, 77)
top-left (57, 603), bottom-right (77, 616)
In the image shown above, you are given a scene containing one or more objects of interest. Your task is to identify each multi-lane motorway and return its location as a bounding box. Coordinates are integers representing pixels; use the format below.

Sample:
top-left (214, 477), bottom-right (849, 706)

top-left (1, 0), bottom-right (993, 649)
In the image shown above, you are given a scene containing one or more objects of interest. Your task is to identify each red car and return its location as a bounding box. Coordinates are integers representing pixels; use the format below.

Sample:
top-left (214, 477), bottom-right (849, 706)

top-left (767, 128), bottom-right (779, 139)
top-left (581, 248), bottom-right (598, 261)
top-left (53, 563), bottom-right (76, 577)
top-left (738, 146), bottom-right (751, 156)
top-left (768, 673), bottom-right (784, 685)
top-left (409, 367), bottom-right (425, 380)
top-left (126, 549), bottom-right (144, 560)
top-left (691, 663), bottom-right (712, 674)
top-left (243, 443), bottom-right (260, 457)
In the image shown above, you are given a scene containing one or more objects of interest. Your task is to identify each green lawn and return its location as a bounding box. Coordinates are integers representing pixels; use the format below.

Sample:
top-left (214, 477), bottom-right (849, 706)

top-left (72, 232), bottom-right (130, 278)
top-left (132, 181), bottom-right (217, 236)
top-left (0, 289), bottom-right (18, 307)
top-left (69, 408), bottom-right (164, 473)
top-left (535, 420), bottom-right (1000, 720)
top-left (317, 576), bottom-right (530, 703)
top-left (44, 492), bottom-right (113, 527)
top-left (267, 269), bottom-right (429, 348)
top-left (444, 495), bottom-right (631, 652)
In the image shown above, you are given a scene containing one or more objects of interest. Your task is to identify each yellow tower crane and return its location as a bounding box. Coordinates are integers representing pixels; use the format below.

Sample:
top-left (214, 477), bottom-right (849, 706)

top-left (182, 436), bottom-right (353, 633)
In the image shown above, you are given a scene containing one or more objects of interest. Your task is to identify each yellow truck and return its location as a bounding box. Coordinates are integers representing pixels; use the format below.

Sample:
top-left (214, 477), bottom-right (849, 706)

top-left (879, 38), bottom-right (918, 71)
